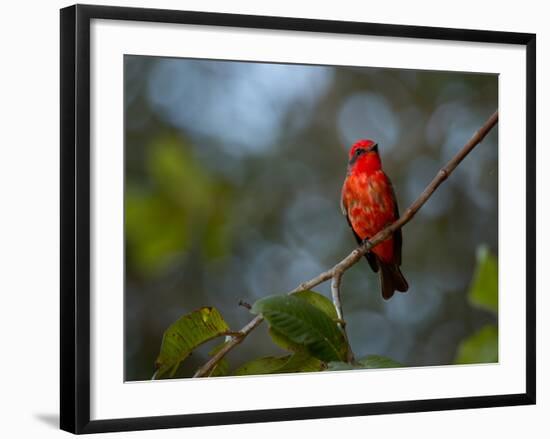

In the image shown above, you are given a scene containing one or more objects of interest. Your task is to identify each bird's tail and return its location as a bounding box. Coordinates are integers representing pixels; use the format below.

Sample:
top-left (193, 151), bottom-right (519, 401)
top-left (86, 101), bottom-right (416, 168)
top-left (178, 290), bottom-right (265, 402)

top-left (379, 262), bottom-right (408, 300)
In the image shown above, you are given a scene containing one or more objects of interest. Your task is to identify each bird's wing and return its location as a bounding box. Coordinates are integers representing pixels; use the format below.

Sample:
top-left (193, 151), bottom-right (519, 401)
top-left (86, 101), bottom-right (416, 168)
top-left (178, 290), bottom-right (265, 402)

top-left (340, 181), bottom-right (348, 216)
top-left (386, 174), bottom-right (402, 266)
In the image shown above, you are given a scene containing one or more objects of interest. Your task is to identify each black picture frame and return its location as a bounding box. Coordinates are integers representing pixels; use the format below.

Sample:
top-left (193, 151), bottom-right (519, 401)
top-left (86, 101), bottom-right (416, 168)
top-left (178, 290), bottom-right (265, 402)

top-left (60, 4), bottom-right (536, 434)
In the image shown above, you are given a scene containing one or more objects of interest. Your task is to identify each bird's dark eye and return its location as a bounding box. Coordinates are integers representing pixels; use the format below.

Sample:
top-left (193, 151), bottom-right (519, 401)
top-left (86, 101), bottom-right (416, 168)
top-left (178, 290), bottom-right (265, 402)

top-left (349, 148), bottom-right (365, 166)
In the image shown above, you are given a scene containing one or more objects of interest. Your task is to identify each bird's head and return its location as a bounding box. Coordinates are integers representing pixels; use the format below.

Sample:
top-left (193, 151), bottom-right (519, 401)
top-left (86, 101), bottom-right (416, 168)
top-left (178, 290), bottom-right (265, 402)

top-left (348, 139), bottom-right (381, 173)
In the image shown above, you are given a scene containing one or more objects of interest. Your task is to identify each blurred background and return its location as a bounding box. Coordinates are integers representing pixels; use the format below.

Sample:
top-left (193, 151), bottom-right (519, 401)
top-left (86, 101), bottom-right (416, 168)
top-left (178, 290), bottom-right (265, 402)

top-left (124, 55), bottom-right (498, 381)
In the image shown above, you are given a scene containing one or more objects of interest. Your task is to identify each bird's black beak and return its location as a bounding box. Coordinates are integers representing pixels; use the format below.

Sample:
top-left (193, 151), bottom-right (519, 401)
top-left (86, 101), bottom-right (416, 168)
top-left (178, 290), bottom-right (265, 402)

top-left (368, 143), bottom-right (379, 153)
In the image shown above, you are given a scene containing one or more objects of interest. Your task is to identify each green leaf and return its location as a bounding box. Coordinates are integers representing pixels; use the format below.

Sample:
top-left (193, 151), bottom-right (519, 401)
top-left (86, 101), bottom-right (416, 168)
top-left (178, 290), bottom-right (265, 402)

top-left (154, 307), bottom-right (230, 378)
top-left (455, 324), bottom-right (498, 364)
top-left (275, 352), bottom-right (326, 373)
top-left (291, 290), bottom-right (339, 320)
top-left (268, 290), bottom-right (338, 353)
top-left (327, 355), bottom-right (403, 371)
top-left (469, 245), bottom-right (498, 313)
top-left (358, 355), bottom-right (403, 368)
top-left (234, 352), bottom-right (325, 376)
top-left (251, 294), bottom-right (348, 362)
top-left (268, 327), bottom-right (304, 353)
top-left (233, 356), bottom-right (292, 376)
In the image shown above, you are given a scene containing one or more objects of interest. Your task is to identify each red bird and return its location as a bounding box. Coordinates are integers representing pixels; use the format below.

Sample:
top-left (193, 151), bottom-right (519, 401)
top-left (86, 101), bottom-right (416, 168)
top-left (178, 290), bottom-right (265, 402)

top-left (341, 139), bottom-right (408, 300)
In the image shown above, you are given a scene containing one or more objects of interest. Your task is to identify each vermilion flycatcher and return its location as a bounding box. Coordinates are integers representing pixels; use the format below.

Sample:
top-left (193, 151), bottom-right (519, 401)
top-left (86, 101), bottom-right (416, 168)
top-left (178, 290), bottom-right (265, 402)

top-left (341, 139), bottom-right (408, 300)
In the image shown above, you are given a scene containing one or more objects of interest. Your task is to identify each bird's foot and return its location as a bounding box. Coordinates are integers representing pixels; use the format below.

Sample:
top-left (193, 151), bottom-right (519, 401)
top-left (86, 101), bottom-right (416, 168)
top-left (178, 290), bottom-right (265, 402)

top-left (361, 238), bottom-right (372, 247)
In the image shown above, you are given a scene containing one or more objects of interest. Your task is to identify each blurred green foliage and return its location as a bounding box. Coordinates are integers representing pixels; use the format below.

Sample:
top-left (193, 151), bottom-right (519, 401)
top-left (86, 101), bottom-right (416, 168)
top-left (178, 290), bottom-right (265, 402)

top-left (455, 246), bottom-right (498, 364)
top-left (468, 245), bottom-right (498, 313)
top-left (126, 136), bottom-right (234, 276)
top-left (455, 325), bottom-right (498, 364)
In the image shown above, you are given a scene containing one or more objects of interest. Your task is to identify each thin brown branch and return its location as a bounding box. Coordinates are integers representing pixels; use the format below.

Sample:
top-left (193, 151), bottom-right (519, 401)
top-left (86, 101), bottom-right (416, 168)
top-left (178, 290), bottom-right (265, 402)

top-left (192, 110), bottom-right (498, 378)
top-left (192, 315), bottom-right (264, 378)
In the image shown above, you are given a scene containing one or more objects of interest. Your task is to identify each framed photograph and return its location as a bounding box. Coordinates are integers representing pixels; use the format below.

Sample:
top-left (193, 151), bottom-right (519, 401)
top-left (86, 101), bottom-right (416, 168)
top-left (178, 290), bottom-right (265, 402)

top-left (60, 4), bottom-right (536, 434)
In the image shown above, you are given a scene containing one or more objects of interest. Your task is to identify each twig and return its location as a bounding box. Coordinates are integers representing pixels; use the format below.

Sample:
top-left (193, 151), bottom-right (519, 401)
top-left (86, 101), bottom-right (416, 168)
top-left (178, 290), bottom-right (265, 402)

top-left (331, 271), bottom-right (354, 363)
top-left (238, 300), bottom-right (252, 310)
top-left (331, 272), bottom-right (344, 322)
top-left (193, 315), bottom-right (264, 377)
top-left (192, 110), bottom-right (498, 378)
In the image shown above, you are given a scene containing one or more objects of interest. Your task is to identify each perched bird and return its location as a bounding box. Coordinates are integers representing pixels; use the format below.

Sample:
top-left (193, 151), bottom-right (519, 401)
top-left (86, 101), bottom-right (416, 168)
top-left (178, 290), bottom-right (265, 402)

top-left (340, 139), bottom-right (408, 300)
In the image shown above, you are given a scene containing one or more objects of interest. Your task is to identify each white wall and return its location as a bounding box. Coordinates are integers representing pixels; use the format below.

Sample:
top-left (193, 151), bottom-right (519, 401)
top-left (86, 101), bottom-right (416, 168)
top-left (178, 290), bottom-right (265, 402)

top-left (1, 0), bottom-right (547, 437)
